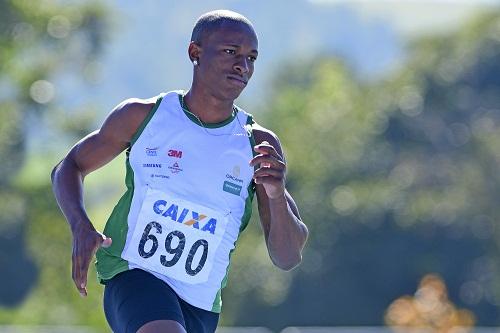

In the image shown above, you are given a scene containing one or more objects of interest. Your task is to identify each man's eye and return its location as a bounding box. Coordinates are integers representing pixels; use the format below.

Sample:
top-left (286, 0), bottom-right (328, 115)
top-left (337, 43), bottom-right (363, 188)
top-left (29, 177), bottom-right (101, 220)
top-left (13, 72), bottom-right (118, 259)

top-left (224, 49), bottom-right (236, 55)
top-left (248, 56), bottom-right (257, 63)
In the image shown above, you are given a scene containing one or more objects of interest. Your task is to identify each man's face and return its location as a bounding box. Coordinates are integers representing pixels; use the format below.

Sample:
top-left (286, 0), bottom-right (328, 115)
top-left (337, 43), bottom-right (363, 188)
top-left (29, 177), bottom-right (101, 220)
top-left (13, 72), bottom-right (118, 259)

top-left (195, 21), bottom-right (259, 101)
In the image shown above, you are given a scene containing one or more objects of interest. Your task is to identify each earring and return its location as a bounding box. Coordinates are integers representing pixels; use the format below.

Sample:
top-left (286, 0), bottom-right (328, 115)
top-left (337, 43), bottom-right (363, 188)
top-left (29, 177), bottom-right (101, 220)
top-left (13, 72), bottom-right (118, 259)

top-left (193, 59), bottom-right (198, 66)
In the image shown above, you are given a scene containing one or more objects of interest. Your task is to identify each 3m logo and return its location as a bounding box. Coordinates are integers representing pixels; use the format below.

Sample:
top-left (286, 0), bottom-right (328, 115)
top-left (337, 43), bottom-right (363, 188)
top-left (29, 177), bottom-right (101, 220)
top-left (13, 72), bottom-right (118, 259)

top-left (168, 149), bottom-right (183, 158)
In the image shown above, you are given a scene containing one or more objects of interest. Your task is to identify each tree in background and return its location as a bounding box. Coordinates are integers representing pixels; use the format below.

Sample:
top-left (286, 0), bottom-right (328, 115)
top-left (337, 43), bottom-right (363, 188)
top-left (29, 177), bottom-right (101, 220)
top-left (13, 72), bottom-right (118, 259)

top-left (222, 11), bottom-right (500, 331)
top-left (0, 0), bottom-right (108, 327)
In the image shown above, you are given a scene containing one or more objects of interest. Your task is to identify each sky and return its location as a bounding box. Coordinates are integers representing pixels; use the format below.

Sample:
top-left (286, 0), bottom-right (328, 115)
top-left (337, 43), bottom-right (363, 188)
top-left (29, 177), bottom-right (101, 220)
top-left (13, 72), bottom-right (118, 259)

top-left (310, 0), bottom-right (500, 36)
top-left (56, 0), bottom-right (500, 120)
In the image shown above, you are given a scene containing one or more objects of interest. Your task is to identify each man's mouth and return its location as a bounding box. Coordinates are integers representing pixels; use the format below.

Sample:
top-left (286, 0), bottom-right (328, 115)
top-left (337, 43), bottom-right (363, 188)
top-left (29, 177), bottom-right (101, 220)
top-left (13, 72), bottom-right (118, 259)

top-left (227, 75), bottom-right (248, 88)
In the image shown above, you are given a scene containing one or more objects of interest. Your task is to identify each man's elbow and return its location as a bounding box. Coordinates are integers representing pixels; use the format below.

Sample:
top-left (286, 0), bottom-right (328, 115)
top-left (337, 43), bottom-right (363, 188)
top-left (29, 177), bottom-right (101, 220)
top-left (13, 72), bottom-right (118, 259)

top-left (51, 159), bottom-right (64, 184)
top-left (50, 165), bottom-right (58, 183)
top-left (272, 253), bottom-right (302, 271)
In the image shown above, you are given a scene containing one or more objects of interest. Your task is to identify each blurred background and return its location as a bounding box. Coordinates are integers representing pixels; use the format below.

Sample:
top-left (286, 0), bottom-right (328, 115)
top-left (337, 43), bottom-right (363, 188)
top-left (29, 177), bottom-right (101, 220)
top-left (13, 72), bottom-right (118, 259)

top-left (1, 0), bottom-right (500, 332)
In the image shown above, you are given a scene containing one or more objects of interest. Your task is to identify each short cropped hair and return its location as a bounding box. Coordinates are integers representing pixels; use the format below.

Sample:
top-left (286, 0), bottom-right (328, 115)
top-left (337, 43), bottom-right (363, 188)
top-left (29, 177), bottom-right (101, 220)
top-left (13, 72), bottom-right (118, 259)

top-left (190, 10), bottom-right (254, 44)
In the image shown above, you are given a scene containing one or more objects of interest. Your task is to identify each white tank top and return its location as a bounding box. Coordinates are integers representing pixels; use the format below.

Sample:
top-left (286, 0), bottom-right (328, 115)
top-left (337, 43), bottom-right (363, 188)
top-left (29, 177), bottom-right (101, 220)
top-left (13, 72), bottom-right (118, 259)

top-left (97, 91), bottom-right (256, 312)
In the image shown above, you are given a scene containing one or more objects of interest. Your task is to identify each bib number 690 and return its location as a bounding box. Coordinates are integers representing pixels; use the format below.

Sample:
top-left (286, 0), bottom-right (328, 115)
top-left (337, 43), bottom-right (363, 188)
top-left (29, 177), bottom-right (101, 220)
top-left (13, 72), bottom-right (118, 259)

top-left (137, 221), bottom-right (208, 276)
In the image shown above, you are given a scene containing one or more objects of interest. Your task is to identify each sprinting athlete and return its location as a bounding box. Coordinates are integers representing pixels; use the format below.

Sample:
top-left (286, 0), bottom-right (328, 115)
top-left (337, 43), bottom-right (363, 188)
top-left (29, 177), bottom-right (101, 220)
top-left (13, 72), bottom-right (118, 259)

top-left (51, 9), bottom-right (308, 333)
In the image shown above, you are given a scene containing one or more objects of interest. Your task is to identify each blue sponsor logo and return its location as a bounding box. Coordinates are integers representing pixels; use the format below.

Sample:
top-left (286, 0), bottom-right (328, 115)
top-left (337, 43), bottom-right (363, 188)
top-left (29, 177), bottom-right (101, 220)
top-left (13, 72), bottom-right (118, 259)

top-left (146, 147), bottom-right (158, 156)
top-left (223, 181), bottom-right (242, 196)
top-left (153, 200), bottom-right (217, 234)
top-left (150, 174), bottom-right (169, 179)
top-left (143, 163), bottom-right (162, 168)
top-left (226, 174), bottom-right (243, 184)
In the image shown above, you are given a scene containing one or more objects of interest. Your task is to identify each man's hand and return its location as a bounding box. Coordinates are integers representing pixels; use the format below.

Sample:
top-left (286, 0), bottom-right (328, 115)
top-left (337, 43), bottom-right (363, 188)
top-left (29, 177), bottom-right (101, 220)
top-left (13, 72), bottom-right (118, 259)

top-left (250, 141), bottom-right (286, 199)
top-left (71, 223), bottom-right (112, 297)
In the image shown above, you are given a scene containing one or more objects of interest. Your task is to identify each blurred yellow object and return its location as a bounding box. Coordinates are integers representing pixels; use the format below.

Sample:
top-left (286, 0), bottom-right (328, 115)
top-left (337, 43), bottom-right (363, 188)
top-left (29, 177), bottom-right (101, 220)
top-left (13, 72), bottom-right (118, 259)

top-left (385, 274), bottom-right (475, 333)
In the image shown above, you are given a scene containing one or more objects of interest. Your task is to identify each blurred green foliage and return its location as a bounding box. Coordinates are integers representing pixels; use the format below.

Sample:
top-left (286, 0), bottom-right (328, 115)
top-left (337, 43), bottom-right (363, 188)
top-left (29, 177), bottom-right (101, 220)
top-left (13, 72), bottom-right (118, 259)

top-left (0, 0), bottom-right (109, 328)
top-left (221, 11), bottom-right (500, 331)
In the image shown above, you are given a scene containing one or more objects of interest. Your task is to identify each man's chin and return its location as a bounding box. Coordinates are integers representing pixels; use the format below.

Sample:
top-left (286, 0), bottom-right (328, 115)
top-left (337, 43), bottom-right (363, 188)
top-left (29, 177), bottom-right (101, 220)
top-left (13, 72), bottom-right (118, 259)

top-left (221, 87), bottom-right (245, 101)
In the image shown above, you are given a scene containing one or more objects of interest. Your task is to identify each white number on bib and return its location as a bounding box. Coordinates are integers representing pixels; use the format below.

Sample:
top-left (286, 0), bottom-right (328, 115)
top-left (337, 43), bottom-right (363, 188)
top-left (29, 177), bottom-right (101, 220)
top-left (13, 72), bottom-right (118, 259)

top-left (122, 188), bottom-right (228, 284)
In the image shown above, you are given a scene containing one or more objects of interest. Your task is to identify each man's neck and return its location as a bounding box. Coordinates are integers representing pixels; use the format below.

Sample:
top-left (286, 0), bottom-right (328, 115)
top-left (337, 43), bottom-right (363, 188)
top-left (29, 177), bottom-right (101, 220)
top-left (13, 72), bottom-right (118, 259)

top-left (183, 87), bottom-right (234, 124)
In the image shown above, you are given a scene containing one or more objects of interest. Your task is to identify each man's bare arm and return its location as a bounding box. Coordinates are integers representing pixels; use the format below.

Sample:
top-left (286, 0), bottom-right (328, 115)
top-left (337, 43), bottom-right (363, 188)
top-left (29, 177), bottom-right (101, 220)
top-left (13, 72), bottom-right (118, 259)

top-left (51, 98), bottom-right (155, 296)
top-left (251, 125), bottom-right (308, 271)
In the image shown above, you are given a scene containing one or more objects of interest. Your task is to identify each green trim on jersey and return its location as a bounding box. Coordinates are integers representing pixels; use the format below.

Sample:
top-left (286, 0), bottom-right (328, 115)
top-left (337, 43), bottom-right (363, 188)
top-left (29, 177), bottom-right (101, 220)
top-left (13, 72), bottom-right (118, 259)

top-left (177, 93), bottom-right (237, 128)
top-left (211, 114), bottom-right (257, 312)
top-left (240, 114), bottom-right (257, 233)
top-left (131, 96), bottom-right (164, 144)
top-left (95, 155), bottom-right (134, 281)
top-left (96, 96), bottom-right (164, 282)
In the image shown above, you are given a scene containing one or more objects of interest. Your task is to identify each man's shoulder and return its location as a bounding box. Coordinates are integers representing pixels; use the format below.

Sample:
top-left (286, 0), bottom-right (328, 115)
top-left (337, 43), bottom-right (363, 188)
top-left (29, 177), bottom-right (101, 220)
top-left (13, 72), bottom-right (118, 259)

top-left (116, 96), bottom-right (158, 116)
top-left (102, 95), bottom-right (163, 144)
top-left (112, 93), bottom-right (170, 126)
top-left (121, 90), bottom-right (181, 112)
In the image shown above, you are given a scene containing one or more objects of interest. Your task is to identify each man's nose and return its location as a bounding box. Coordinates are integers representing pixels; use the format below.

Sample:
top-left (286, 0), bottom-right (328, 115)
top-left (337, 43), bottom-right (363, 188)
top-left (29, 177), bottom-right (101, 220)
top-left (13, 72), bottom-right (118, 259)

top-left (234, 57), bottom-right (250, 74)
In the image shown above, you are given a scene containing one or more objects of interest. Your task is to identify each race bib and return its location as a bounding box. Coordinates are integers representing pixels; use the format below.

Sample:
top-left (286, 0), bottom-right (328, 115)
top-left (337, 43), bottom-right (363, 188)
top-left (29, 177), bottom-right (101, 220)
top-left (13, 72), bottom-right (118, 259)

top-left (122, 188), bottom-right (228, 284)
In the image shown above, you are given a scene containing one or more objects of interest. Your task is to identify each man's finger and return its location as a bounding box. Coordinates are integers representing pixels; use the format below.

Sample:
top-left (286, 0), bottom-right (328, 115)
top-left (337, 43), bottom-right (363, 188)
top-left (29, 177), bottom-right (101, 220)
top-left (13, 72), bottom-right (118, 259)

top-left (254, 141), bottom-right (276, 152)
top-left (254, 147), bottom-right (281, 161)
top-left (250, 155), bottom-right (285, 169)
top-left (254, 167), bottom-right (284, 179)
top-left (77, 252), bottom-right (92, 297)
top-left (75, 267), bottom-right (87, 297)
top-left (77, 238), bottom-right (99, 296)
top-left (71, 232), bottom-right (109, 298)
top-left (254, 141), bottom-right (272, 151)
top-left (72, 254), bottom-right (87, 296)
top-left (72, 255), bottom-right (78, 286)
top-left (258, 140), bottom-right (270, 146)
top-left (72, 245), bottom-right (82, 283)
top-left (254, 175), bottom-right (277, 183)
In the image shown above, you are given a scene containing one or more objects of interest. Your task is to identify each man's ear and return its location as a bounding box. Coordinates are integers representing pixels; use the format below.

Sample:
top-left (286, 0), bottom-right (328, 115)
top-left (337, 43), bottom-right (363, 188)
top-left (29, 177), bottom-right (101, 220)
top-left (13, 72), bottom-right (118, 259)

top-left (188, 41), bottom-right (202, 63)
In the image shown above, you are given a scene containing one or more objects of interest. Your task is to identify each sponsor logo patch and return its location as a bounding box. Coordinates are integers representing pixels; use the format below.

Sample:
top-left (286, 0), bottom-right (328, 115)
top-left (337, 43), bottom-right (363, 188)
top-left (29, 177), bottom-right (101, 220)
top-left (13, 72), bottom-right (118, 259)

top-left (223, 181), bottom-right (242, 196)
top-left (150, 174), bottom-right (170, 179)
top-left (168, 149), bottom-right (183, 158)
top-left (168, 162), bottom-right (183, 174)
top-left (225, 174), bottom-right (243, 184)
top-left (143, 163), bottom-right (162, 168)
top-left (152, 200), bottom-right (217, 234)
top-left (146, 147), bottom-right (158, 156)
top-left (223, 165), bottom-right (244, 195)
